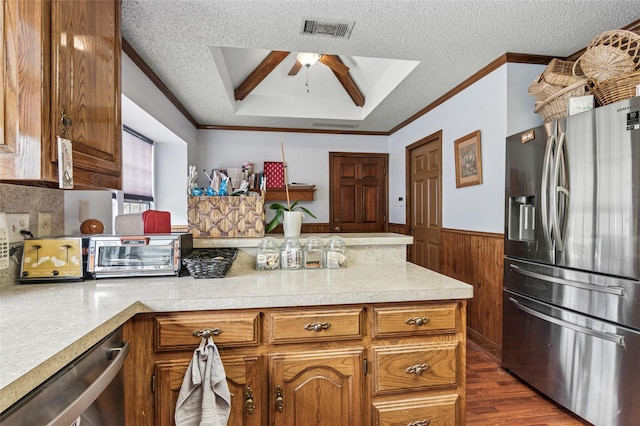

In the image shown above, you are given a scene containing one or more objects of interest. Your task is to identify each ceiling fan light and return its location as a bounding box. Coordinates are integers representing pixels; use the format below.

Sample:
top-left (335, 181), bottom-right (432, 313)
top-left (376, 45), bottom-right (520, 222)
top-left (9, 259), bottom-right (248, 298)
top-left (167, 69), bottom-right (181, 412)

top-left (297, 52), bottom-right (321, 67)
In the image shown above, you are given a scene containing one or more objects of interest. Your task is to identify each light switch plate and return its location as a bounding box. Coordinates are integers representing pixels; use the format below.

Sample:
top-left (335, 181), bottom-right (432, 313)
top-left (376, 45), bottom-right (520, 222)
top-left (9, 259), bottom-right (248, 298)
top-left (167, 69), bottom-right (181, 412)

top-left (7, 213), bottom-right (30, 243)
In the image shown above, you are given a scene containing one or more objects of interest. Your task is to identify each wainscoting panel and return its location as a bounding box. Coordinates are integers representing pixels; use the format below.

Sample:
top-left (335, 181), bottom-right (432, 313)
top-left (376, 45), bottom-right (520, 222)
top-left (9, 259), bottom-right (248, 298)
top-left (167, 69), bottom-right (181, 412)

top-left (441, 228), bottom-right (504, 358)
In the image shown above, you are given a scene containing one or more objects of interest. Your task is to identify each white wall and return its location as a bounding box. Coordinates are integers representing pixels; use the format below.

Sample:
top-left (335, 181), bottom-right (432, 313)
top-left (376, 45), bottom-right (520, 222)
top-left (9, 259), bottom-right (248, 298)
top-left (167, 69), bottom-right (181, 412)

top-left (121, 53), bottom-right (198, 225)
top-left (388, 63), bottom-right (546, 233)
top-left (197, 130), bottom-right (388, 223)
top-left (64, 190), bottom-right (114, 234)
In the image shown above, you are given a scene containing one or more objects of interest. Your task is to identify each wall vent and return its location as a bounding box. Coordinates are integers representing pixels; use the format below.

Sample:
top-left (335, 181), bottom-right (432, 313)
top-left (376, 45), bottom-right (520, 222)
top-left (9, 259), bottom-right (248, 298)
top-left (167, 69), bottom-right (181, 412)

top-left (300, 18), bottom-right (355, 38)
top-left (312, 122), bottom-right (359, 129)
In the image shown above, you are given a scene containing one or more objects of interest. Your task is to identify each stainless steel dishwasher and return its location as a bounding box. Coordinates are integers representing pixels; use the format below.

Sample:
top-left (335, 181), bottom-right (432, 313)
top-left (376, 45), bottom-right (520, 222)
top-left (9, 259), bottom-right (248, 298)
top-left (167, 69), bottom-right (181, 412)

top-left (0, 327), bottom-right (130, 426)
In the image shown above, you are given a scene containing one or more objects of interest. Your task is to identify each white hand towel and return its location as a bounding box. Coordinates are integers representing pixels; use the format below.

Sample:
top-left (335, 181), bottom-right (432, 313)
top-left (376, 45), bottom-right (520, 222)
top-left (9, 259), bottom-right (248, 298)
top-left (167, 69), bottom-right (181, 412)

top-left (175, 337), bottom-right (231, 426)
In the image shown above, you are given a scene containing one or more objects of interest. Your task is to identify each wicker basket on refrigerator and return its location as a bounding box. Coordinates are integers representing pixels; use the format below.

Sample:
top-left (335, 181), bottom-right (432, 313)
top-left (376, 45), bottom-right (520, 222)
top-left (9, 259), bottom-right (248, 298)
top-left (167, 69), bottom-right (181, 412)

top-left (533, 79), bottom-right (592, 123)
top-left (577, 30), bottom-right (640, 83)
top-left (592, 71), bottom-right (640, 106)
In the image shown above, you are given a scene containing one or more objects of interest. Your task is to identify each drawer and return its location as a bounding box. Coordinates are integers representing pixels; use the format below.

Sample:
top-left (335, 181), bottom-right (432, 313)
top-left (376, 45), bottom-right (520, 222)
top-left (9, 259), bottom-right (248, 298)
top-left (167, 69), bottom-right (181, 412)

top-left (372, 342), bottom-right (458, 394)
top-left (155, 311), bottom-right (260, 351)
top-left (373, 394), bottom-right (458, 426)
top-left (372, 303), bottom-right (458, 338)
top-left (267, 308), bottom-right (364, 344)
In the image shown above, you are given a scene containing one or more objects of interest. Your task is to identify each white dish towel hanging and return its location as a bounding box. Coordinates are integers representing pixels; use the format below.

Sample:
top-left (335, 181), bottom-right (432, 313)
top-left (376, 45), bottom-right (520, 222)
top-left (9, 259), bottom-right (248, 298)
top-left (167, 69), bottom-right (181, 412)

top-left (175, 336), bottom-right (231, 426)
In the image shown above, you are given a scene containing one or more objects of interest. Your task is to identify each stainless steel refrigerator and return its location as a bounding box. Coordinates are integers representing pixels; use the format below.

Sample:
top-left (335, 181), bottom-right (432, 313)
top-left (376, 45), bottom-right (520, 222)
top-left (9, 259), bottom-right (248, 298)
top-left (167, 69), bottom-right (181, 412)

top-left (503, 96), bottom-right (640, 426)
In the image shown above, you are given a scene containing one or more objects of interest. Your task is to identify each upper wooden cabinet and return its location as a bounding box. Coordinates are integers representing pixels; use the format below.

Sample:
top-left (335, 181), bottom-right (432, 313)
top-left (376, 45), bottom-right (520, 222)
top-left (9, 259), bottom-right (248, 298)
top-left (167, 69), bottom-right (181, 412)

top-left (0, 0), bottom-right (122, 189)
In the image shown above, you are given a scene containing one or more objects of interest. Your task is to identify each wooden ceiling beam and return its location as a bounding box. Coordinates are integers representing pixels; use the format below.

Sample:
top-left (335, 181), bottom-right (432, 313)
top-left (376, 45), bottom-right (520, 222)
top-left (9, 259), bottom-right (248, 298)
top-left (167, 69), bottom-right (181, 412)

top-left (319, 54), bottom-right (349, 75)
top-left (328, 56), bottom-right (365, 107)
top-left (234, 51), bottom-right (290, 100)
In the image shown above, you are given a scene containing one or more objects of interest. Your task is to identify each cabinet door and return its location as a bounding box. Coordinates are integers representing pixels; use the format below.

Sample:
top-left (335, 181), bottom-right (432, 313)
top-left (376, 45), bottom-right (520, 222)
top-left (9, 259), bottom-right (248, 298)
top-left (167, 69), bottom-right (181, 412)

top-left (270, 348), bottom-right (364, 426)
top-left (51, 0), bottom-right (122, 189)
top-left (155, 354), bottom-right (264, 426)
top-left (0, 0), bottom-right (50, 181)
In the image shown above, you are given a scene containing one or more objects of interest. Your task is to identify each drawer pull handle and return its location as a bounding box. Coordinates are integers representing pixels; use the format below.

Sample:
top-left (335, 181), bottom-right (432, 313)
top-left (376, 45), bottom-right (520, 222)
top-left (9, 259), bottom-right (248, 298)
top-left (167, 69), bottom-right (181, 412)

top-left (244, 386), bottom-right (255, 415)
top-left (405, 317), bottom-right (430, 326)
top-left (304, 322), bottom-right (331, 332)
top-left (408, 420), bottom-right (430, 426)
top-left (192, 328), bottom-right (223, 338)
top-left (275, 385), bottom-right (284, 412)
top-left (405, 363), bottom-right (430, 376)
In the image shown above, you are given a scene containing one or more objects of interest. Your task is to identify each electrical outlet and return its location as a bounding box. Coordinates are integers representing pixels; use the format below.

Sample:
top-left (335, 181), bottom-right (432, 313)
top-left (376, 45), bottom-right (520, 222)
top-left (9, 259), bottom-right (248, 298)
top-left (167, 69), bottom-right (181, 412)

top-left (38, 212), bottom-right (52, 237)
top-left (7, 213), bottom-right (30, 243)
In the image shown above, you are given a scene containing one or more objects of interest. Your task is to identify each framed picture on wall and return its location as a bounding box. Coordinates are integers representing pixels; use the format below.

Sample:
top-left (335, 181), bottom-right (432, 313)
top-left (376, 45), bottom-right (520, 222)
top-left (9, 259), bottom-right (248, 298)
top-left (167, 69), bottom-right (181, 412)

top-left (454, 130), bottom-right (482, 188)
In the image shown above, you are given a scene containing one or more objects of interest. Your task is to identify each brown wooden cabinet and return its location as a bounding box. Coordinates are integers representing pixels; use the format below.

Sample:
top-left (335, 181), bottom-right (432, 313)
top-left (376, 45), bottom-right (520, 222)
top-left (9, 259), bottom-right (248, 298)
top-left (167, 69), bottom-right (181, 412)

top-left (0, 0), bottom-right (121, 189)
top-left (124, 301), bottom-right (466, 426)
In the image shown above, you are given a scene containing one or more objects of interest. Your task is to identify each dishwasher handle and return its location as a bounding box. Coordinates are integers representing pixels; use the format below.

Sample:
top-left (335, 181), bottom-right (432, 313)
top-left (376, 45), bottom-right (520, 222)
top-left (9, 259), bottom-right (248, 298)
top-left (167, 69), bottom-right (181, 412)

top-left (47, 341), bottom-right (130, 426)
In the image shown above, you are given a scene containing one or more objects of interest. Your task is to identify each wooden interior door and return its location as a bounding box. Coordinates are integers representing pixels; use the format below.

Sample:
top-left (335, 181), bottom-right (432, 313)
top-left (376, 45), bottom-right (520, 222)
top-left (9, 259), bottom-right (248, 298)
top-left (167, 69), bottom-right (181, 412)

top-left (406, 131), bottom-right (442, 271)
top-left (330, 152), bottom-right (388, 233)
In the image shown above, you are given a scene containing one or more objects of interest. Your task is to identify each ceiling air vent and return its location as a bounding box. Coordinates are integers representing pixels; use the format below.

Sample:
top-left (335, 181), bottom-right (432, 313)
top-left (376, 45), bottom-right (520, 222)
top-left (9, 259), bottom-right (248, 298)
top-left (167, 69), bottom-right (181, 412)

top-left (300, 18), bottom-right (355, 38)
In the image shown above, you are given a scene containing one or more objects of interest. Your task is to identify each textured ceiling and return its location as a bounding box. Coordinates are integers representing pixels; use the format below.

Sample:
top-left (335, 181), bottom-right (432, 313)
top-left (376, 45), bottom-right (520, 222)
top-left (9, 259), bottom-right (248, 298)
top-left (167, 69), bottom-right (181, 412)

top-left (121, 0), bottom-right (640, 133)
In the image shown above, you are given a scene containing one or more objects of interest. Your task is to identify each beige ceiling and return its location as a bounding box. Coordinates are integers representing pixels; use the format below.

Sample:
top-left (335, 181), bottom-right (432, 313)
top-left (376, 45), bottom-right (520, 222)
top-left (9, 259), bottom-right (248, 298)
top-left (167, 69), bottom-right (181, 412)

top-left (121, 1), bottom-right (640, 133)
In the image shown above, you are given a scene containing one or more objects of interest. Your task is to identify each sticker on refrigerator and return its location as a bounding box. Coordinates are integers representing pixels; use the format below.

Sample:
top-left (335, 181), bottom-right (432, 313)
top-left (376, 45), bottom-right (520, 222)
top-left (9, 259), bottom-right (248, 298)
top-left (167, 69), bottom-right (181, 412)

top-left (627, 111), bottom-right (639, 130)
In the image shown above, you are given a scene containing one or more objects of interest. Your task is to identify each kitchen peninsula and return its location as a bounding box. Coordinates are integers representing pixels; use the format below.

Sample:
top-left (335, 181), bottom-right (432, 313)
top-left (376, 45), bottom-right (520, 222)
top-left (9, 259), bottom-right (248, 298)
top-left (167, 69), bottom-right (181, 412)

top-left (0, 233), bottom-right (472, 424)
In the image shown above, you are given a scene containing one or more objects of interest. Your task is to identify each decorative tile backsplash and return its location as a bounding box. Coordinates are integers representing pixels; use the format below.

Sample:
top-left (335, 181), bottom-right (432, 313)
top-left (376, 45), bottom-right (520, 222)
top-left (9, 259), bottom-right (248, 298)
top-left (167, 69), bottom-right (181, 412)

top-left (0, 184), bottom-right (65, 286)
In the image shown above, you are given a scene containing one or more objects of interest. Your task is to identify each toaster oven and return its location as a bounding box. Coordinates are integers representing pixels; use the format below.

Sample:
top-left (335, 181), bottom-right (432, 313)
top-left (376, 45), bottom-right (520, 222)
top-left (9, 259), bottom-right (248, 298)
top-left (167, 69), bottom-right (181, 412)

top-left (87, 233), bottom-right (193, 279)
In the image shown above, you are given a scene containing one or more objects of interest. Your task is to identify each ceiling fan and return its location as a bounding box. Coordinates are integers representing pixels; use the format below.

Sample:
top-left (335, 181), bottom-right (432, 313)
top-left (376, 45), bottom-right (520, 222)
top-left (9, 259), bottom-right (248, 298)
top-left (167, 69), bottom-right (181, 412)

top-left (287, 53), bottom-right (350, 76)
top-left (233, 51), bottom-right (364, 107)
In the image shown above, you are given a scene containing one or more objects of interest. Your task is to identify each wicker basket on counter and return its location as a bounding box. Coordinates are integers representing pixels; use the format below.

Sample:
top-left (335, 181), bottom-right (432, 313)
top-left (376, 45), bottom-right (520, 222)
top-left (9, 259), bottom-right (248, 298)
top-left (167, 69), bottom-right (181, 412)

top-left (533, 79), bottom-right (592, 123)
top-left (592, 71), bottom-right (640, 106)
top-left (188, 195), bottom-right (265, 238)
top-left (183, 248), bottom-right (238, 279)
top-left (578, 30), bottom-right (640, 83)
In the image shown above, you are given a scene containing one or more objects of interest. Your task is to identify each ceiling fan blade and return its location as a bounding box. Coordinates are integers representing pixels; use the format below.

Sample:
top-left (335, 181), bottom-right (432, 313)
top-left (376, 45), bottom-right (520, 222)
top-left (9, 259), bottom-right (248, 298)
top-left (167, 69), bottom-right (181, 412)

top-left (318, 55), bottom-right (349, 75)
top-left (288, 60), bottom-right (303, 76)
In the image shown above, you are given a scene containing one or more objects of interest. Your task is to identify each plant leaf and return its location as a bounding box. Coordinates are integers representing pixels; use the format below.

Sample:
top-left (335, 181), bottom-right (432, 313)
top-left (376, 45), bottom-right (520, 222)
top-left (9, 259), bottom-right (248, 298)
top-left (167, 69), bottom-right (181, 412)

top-left (265, 209), bottom-right (284, 233)
top-left (298, 206), bottom-right (316, 218)
top-left (269, 202), bottom-right (289, 211)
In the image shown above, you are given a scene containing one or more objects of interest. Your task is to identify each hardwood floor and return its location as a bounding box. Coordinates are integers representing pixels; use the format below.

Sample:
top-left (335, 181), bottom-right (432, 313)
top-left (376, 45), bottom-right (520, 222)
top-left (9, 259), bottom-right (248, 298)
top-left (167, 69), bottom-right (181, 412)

top-left (466, 340), bottom-right (591, 425)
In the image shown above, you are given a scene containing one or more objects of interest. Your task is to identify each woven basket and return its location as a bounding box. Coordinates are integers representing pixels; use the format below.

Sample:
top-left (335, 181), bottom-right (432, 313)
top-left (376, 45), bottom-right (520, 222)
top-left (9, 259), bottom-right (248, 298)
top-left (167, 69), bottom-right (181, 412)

top-left (188, 195), bottom-right (265, 238)
top-left (592, 71), bottom-right (640, 106)
top-left (528, 74), bottom-right (564, 102)
top-left (533, 79), bottom-right (592, 123)
top-left (579, 30), bottom-right (640, 83)
top-left (183, 248), bottom-right (238, 279)
top-left (541, 58), bottom-right (585, 86)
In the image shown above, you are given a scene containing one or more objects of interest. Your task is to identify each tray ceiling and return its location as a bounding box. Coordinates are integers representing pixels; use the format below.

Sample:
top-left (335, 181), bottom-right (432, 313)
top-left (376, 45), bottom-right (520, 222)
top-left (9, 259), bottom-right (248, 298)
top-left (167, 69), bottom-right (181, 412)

top-left (121, 1), bottom-right (639, 133)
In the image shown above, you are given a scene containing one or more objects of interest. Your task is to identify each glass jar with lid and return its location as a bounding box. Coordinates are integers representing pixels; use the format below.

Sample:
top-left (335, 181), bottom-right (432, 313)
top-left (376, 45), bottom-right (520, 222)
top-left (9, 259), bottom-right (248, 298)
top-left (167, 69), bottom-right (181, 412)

top-left (303, 236), bottom-right (324, 269)
top-left (280, 237), bottom-right (302, 270)
top-left (256, 236), bottom-right (280, 270)
top-left (325, 236), bottom-right (347, 268)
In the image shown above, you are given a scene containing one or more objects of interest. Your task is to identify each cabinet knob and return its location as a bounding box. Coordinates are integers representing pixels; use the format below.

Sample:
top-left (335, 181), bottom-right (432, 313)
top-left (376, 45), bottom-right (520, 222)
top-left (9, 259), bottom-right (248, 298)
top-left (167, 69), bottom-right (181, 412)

top-left (405, 316), bottom-right (430, 327)
top-left (304, 322), bottom-right (331, 332)
top-left (334, 226), bottom-right (341, 232)
top-left (192, 328), bottom-right (223, 338)
top-left (274, 385), bottom-right (284, 412)
top-left (408, 420), bottom-right (431, 426)
top-left (244, 386), bottom-right (255, 415)
top-left (405, 363), bottom-right (430, 376)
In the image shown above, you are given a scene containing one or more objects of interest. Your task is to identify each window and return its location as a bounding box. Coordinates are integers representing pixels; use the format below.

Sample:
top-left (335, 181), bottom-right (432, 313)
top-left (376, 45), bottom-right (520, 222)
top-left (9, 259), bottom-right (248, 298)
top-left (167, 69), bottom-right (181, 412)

top-left (122, 126), bottom-right (154, 213)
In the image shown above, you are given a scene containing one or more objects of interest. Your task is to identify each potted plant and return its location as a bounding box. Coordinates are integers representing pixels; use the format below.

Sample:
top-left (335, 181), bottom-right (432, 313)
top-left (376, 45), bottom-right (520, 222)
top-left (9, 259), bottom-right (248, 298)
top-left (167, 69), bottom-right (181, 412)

top-left (266, 200), bottom-right (316, 237)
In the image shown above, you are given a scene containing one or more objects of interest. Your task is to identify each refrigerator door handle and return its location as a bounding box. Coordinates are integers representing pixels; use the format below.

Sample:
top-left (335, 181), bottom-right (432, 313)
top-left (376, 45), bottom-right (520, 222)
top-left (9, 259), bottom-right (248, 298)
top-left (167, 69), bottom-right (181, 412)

top-left (508, 297), bottom-right (625, 345)
top-left (509, 264), bottom-right (626, 296)
top-left (541, 133), bottom-right (555, 248)
top-left (551, 131), bottom-right (569, 251)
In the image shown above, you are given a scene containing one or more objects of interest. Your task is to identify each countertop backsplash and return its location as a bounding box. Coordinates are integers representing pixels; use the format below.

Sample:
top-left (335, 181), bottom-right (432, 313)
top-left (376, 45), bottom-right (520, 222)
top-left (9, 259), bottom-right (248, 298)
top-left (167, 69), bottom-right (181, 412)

top-left (0, 184), bottom-right (65, 286)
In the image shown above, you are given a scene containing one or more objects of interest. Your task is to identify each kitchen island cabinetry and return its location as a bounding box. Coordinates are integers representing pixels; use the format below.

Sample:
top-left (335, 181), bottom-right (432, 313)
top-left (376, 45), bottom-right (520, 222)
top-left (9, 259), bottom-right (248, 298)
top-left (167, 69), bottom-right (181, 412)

top-left (0, 0), bottom-right (121, 189)
top-left (124, 301), bottom-right (466, 425)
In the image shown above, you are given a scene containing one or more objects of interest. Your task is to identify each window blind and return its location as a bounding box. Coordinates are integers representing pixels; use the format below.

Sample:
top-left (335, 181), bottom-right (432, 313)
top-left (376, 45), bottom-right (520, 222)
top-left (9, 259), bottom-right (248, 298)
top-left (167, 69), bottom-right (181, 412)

top-left (122, 126), bottom-right (154, 201)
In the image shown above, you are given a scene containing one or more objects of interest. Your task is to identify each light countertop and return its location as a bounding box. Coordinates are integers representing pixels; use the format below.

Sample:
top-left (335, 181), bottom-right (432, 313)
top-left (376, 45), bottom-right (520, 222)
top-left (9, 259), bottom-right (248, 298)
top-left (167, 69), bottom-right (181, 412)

top-left (0, 261), bottom-right (472, 413)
